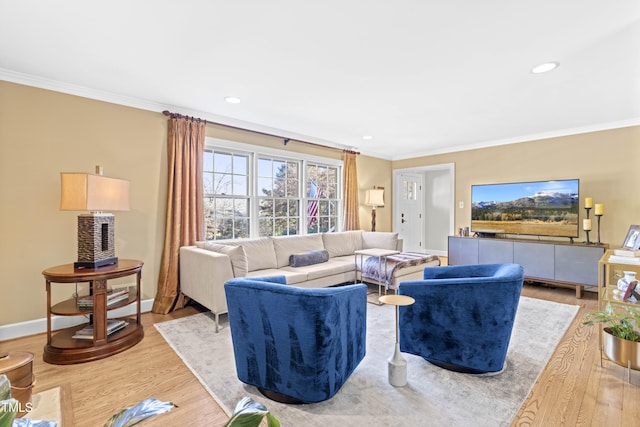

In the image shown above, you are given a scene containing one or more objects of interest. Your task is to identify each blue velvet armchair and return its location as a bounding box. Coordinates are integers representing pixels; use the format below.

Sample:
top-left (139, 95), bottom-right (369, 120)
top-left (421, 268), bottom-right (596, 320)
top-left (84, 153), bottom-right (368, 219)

top-left (224, 276), bottom-right (367, 403)
top-left (398, 263), bottom-right (524, 374)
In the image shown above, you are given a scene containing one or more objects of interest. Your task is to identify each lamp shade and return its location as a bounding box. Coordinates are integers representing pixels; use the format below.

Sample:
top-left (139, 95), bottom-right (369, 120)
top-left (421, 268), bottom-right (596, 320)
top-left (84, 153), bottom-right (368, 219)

top-left (60, 173), bottom-right (130, 212)
top-left (365, 189), bottom-right (384, 207)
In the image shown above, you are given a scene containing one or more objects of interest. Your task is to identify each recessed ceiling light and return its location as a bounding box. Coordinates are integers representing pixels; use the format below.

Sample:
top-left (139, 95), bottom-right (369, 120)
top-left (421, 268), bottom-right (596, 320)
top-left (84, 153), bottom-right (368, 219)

top-left (531, 62), bottom-right (559, 74)
top-left (224, 96), bottom-right (241, 104)
top-left (362, 135), bottom-right (374, 140)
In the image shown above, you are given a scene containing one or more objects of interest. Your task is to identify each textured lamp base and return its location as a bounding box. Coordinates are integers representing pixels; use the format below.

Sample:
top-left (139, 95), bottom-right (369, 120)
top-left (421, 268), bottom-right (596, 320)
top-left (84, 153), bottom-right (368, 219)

top-left (76, 213), bottom-right (117, 269)
top-left (388, 342), bottom-right (408, 387)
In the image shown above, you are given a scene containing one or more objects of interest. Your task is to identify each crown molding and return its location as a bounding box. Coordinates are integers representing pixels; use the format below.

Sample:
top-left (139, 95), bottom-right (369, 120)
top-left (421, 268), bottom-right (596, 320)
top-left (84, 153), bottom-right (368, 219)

top-left (3, 68), bottom-right (638, 162)
top-left (391, 118), bottom-right (640, 161)
top-left (0, 68), bottom-right (353, 152)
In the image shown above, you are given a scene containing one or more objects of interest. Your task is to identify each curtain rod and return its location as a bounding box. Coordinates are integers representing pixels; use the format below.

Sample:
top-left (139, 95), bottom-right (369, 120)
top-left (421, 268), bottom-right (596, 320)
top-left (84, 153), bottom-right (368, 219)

top-left (162, 110), bottom-right (359, 155)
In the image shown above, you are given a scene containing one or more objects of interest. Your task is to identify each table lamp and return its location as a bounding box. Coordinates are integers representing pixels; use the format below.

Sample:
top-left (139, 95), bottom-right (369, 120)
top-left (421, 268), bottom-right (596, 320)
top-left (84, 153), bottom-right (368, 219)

top-left (60, 166), bottom-right (130, 269)
top-left (365, 187), bottom-right (384, 232)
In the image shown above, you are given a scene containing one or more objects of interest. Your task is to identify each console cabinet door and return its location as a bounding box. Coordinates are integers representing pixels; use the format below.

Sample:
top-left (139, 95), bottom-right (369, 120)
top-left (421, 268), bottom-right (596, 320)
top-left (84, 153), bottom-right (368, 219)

top-left (514, 241), bottom-right (554, 280)
top-left (555, 245), bottom-right (604, 286)
top-left (478, 239), bottom-right (514, 264)
top-left (448, 237), bottom-right (478, 265)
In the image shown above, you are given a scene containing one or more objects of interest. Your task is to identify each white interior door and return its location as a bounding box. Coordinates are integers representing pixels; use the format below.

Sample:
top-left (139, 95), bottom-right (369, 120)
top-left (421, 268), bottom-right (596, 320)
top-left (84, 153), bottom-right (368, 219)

top-left (394, 173), bottom-right (424, 252)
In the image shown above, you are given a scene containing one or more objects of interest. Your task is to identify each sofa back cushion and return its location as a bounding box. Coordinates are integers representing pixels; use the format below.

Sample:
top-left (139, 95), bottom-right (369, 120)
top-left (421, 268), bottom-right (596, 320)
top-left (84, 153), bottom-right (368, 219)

top-left (212, 237), bottom-right (278, 272)
top-left (272, 234), bottom-right (325, 268)
top-left (322, 230), bottom-right (363, 257)
top-left (195, 241), bottom-right (248, 277)
top-left (234, 238), bottom-right (278, 272)
top-left (362, 231), bottom-right (399, 250)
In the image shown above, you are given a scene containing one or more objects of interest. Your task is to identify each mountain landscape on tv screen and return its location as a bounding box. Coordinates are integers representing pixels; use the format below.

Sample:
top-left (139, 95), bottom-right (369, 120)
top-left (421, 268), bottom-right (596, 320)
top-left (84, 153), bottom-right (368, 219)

top-left (473, 191), bottom-right (578, 210)
top-left (471, 189), bottom-right (579, 237)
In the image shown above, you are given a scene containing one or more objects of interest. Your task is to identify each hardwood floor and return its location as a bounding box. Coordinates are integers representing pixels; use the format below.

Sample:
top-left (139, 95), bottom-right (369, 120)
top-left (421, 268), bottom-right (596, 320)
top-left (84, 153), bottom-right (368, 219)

top-left (2, 274), bottom-right (639, 426)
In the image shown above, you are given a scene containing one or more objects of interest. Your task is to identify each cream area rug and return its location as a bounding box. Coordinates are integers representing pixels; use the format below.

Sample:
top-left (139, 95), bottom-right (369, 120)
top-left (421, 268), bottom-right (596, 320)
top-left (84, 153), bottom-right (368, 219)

top-left (156, 296), bottom-right (578, 427)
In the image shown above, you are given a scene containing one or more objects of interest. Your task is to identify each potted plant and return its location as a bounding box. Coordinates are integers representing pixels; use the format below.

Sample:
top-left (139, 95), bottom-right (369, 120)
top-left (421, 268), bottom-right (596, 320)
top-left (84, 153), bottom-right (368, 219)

top-left (584, 302), bottom-right (640, 370)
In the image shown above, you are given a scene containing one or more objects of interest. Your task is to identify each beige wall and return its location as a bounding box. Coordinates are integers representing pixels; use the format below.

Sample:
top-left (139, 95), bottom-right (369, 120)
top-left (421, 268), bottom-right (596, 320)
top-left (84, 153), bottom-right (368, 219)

top-left (357, 155), bottom-right (393, 232)
top-left (393, 126), bottom-right (640, 247)
top-left (1, 81), bottom-right (168, 326)
top-left (0, 81), bottom-right (392, 327)
top-left (4, 79), bottom-right (635, 328)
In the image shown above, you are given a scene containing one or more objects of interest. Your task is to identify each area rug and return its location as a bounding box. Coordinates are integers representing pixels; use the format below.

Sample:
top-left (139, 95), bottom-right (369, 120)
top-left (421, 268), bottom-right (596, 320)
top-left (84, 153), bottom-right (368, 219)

top-left (155, 296), bottom-right (578, 427)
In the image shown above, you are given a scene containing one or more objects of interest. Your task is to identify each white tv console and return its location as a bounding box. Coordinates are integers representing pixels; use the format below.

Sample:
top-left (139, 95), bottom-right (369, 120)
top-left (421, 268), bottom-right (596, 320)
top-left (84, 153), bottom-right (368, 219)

top-left (448, 236), bottom-right (608, 298)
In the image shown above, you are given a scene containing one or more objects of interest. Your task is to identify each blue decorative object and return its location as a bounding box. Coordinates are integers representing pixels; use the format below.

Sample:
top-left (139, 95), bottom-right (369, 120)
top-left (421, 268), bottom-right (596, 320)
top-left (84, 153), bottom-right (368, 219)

top-left (398, 263), bottom-right (524, 374)
top-left (224, 276), bottom-right (367, 403)
top-left (289, 249), bottom-right (330, 267)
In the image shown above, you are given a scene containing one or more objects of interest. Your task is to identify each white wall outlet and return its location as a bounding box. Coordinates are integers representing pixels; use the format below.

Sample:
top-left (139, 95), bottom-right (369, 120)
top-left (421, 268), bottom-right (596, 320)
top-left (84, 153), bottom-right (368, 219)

top-left (458, 201), bottom-right (464, 208)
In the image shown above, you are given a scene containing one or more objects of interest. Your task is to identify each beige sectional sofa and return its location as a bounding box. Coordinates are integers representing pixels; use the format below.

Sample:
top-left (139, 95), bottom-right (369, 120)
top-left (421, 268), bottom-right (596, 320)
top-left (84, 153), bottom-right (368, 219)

top-left (179, 230), bottom-right (440, 331)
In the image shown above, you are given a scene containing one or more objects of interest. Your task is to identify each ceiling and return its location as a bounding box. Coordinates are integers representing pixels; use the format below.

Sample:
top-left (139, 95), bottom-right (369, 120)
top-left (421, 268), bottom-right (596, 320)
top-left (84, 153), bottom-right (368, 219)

top-left (1, 1), bottom-right (639, 160)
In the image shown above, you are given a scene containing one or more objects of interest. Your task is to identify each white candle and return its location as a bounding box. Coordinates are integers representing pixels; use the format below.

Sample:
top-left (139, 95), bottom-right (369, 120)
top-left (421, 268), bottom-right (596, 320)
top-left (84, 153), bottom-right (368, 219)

top-left (583, 219), bottom-right (592, 231)
top-left (595, 203), bottom-right (603, 215)
top-left (584, 197), bottom-right (593, 208)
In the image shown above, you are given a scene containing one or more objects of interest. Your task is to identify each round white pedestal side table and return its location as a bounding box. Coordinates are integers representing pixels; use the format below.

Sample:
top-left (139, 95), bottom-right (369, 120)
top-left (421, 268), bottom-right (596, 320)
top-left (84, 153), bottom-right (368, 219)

top-left (379, 294), bottom-right (415, 387)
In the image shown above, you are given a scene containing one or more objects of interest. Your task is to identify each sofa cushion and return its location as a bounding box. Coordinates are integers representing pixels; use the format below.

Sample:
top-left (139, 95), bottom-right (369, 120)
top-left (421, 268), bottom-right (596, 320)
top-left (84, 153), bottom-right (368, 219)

top-left (240, 238), bottom-right (278, 272)
top-left (283, 259), bottom-right (355, 281)
top-left (362, 231), bottom-right (398, 250)
top-left (322, 230), bottom-right (363, 257)
top-left (221, 238), bottom-right (278, 272)
top-left (195, 241), bottom-right (248, 277)
top-left (246, 268), bottom-right (308, 285)
top-left (290, 249), bottom-right (330, 267)
top-left (272, 234), bottom-right (325, 268)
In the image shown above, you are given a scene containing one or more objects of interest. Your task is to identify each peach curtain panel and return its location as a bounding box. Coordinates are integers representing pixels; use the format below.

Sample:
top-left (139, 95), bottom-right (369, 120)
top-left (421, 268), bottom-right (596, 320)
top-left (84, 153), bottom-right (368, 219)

top-left (342, 150), bottom-right (360, 230)
top-left (152, 118), bottom-right (205, 314)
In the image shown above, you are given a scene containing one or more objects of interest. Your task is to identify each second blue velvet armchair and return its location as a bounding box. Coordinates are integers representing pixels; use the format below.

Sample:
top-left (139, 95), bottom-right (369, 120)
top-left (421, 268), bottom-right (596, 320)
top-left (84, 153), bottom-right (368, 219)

top-left (398, 263), bottom-right (525, 374)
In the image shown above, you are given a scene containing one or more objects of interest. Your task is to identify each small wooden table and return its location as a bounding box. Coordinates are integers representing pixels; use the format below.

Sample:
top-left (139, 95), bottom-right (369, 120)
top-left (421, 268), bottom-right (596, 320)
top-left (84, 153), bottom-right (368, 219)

top-left (42, 259), bottom-right (144, 364)
top-left (379, 294), bottom-right (415, 387)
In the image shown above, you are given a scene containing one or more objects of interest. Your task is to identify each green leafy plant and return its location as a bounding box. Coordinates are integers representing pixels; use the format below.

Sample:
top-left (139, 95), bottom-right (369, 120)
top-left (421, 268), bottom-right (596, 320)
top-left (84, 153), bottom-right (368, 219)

top-left (584, 302), bottom-right (640, 341)
top-left (224, 396), bottom-right (280, 427)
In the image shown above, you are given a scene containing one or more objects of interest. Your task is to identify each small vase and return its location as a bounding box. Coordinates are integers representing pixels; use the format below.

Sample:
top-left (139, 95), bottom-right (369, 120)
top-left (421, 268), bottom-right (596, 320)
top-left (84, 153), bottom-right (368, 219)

top-left (618, 271), bottom-right (638, 292)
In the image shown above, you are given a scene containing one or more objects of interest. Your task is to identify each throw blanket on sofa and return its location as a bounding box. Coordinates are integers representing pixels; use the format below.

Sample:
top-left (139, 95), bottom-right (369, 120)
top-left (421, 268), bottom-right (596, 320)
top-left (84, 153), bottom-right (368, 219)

top-left (361, 252), bottom-right (440, 286)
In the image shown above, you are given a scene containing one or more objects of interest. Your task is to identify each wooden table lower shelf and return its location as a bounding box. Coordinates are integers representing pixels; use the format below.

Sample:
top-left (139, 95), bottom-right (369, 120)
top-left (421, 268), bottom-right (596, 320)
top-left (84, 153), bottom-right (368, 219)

top-left (43, 321), bottom-right (144, 365)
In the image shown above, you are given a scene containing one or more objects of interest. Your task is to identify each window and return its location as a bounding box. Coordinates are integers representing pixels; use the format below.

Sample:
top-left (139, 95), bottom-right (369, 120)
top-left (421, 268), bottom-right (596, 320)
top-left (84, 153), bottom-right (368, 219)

top-left (306, 163), bottom-right (339, 233)
top-left (204, 139), bottom-right (342, 240)
top-left (203, 150), bottom-right (250, 240)
top-left (257, 157), bottom-right (300, 236)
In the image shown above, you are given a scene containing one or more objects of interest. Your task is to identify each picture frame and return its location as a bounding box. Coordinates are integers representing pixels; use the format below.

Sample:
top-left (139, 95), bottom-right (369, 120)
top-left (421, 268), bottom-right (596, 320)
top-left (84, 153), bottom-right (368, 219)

top-left (622, 225), bottom-right (640, 251)
top-left (624, 280), bottom-right (639, 303)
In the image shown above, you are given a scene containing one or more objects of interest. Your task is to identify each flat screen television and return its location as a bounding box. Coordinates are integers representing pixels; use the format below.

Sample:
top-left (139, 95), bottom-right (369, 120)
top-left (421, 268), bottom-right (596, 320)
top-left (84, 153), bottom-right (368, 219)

top-left (471, 179), bottom-right (580, 238)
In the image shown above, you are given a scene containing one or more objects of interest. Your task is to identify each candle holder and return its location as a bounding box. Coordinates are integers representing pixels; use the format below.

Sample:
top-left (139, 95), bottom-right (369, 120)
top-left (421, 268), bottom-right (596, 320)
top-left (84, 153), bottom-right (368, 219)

top-left (596, 214), bottom-right (603, 245)
top-left (584, 207), bottom-right (592, 245)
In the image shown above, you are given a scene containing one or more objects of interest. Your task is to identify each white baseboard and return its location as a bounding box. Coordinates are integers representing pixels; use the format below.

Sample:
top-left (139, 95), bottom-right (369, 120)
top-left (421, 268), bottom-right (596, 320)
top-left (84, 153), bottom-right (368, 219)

top-left (0, 298), bottom-right (154, 341)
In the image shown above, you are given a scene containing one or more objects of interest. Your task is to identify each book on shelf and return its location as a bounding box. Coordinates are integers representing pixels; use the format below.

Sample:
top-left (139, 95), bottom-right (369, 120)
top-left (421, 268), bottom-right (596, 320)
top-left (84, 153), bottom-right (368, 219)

top-left (608, 255), bottom-right (640, 264)
top-left (614, 249), bottom-right (640, 257)
top-left (72, 319), bottom-right (128, 340)
top-left (77, 288), bottom-right (129, 308)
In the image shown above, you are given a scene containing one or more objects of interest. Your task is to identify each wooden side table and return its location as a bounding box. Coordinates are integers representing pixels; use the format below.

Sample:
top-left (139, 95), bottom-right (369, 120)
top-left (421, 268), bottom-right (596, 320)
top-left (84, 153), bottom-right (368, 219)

top-left (42, 259), bottom-right (144, 364)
